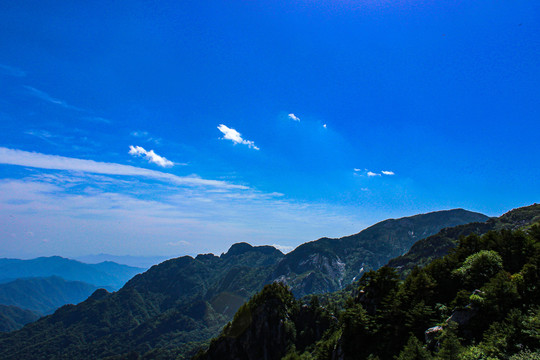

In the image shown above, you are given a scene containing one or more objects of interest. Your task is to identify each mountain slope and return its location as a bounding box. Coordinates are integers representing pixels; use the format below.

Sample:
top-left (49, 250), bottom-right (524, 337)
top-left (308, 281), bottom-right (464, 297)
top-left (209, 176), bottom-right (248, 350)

top-left (195, 283), bottom-right (334, 360)
top-left (0, 276), bottom-right (102, 315)
top-left (271, 209), bottom-right (489, 296)
top-left (0, 209), bottom-right (491, 359)
top-left (388, 203), bottom-right (540, 276)
top-left (0, 244), bottom-right (284, 360)
top-left (0, 257), bottom-right (144, 289)
top-left (199, 224), bottom-right (540, 360)
top-left (0, 305), bottom-right (40, 332)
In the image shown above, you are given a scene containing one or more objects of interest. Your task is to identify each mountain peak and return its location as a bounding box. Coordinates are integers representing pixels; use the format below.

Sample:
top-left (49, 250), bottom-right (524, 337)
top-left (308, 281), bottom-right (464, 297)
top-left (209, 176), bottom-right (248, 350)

top-left (221, 242), bottom-right (283, 258)
top-left (224, 242), bottom-right (253, 256)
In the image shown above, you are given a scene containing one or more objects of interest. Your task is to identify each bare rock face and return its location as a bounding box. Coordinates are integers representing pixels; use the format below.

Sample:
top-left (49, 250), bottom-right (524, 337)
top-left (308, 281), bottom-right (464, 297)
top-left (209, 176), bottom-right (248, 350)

top-left (424, 289), bottom-right (483, 350)
top-left (446, 307), bottom-right (478, 327)
top-left (425, 325), bottom-right (443, 348)
top-left (273, 252), bottom-right (347, 297)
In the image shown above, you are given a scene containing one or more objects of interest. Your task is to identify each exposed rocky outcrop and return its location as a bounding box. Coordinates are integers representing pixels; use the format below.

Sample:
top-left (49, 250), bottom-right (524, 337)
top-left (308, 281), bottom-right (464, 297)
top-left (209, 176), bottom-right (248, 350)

top-left (425, 325), bottom-right (444, 348)
top-left (424, 289), bottom-right (483, 350)
top-left (271, 209), bottom-right (489, 297)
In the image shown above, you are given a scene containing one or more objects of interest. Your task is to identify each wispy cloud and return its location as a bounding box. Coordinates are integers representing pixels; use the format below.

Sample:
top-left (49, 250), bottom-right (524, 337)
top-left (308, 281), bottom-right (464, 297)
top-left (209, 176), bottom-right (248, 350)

top-left (0, 147), bottom-right (246, 189)
top-left (25, 129), bottom-right (101, 151)
top-left (288, 113), bottom-right (300, 122)
top-left (131, 131), bottom-right (148, 138)
top-left (0, 172), bottom-right (363, 257)
top-left (130, 131), bottom-right (161, 144)
top-left (367, 171), bottom-right (381, 177)
top-left (25, 130), bottom-right (55, 141)
top-left (323, 124), bottom-right (327, 128)
top-left (0, 64), bottom-right (26, 77)
top-left (128, 145), bottom-right (174, 168)
top-left (217, 124), bottom-right (259, 150)
top-left (24, 86), bottom-right (82, 111)
top-left (167, 240), bottom-right (190, 247)
top-left (84, 116), bottom-right (111, 124)
top-left (381, 170), bottom-right (395, 175)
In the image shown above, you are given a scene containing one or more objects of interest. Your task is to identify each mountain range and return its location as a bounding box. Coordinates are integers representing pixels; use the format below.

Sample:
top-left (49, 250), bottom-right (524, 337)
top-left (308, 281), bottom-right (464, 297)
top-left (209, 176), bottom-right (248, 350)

top-left (0, 257), bottom-right (144, 290)
top-left (75, 254), bottom-right (173, 269)
top-left (0, 257), bottom-right (145, 331)
top-left (269, 208), bottom-right (489, 297)
top-left (0, 207), bottom-right (494, 359)
top-left (389, 203), bottom-right (540, 276)
top-left (198, 220), bottom-right (540, 359)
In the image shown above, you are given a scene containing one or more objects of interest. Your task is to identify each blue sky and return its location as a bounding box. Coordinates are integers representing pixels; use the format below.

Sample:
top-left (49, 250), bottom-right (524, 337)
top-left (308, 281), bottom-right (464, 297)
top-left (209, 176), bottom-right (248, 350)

top-left (0, 0), bottom-right (539, 258)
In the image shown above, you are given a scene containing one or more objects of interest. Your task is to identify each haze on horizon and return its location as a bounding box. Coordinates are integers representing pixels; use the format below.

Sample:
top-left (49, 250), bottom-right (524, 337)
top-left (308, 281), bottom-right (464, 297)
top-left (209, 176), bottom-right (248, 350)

top-left (0, 0), bottom-right (539, 259)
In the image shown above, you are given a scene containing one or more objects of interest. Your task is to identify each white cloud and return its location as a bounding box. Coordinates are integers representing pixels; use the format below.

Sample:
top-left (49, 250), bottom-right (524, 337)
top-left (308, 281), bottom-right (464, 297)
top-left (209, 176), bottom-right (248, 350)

top-left (217, 124), bottom-right (259, 150)
top-left (271, 244), bottom-right (294, 253)
top-left (24, 86), bottom-right (82, 111)
top-left (323, 124), bottom-right (327, 128)
top-left (0, 147), bottom-right (246, 189)
top-left (128, 145), bottom-right (174, 168)
top-left (356, 169), bottom-right (394, 177)
top-left (288, 113), bottom-right (300, 122)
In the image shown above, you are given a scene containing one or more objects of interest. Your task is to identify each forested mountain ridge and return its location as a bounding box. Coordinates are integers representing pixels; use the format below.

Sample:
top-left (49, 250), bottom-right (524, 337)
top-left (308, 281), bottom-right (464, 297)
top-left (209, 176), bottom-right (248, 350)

top-left (0, 305), bottom-right (40, 333)
top-left (389, 203), bottom-right (540, 276)
top-left (270, 209), bottom-right (488, 296)
top-left (198, 224), bottom-right (540, 360)
top-left (0, 276), bottom-right (103, 315)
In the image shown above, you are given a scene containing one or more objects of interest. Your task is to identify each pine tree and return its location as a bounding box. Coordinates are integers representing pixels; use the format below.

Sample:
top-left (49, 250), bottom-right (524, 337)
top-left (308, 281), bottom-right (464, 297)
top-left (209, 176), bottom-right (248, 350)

top-left (396, 335), bottom-right (432, 360)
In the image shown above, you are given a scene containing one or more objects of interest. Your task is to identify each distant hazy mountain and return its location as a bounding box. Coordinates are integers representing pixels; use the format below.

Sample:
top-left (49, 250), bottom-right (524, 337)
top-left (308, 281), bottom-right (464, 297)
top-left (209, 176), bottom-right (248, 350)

top-left (0, 257), bottom-right (144, 289)
top-left (0, 208), bottom-right (490, 359)
top-left (388, 203), bottom-right (540, 275)
top-left (0, 276), bottom-right (104, 315)
top-left (270, 208), bottom-right (489, 296)
top-left (75, 254), bottom-right (172, 269)
top-left (0, 305), bottom-right (40, 332)
top-left (0, 244), bottom-right (284, 359)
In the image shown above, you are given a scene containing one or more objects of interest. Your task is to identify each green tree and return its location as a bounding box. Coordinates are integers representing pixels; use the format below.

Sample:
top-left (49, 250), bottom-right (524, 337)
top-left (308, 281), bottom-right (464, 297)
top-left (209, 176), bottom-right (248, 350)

top-left (436, 322), bottom-right (463, 360)
top-left (340, 303), bottom-right (375, 358)
top-left (396, 335), bottom-right (432, 360)
top-left (452, 250), bottom-right (503, 289)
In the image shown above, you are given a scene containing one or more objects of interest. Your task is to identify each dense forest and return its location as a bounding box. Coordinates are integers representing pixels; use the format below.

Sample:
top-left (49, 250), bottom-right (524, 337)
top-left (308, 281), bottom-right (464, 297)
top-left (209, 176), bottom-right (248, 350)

top-left (198, 226), bottom-right (540, 359)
